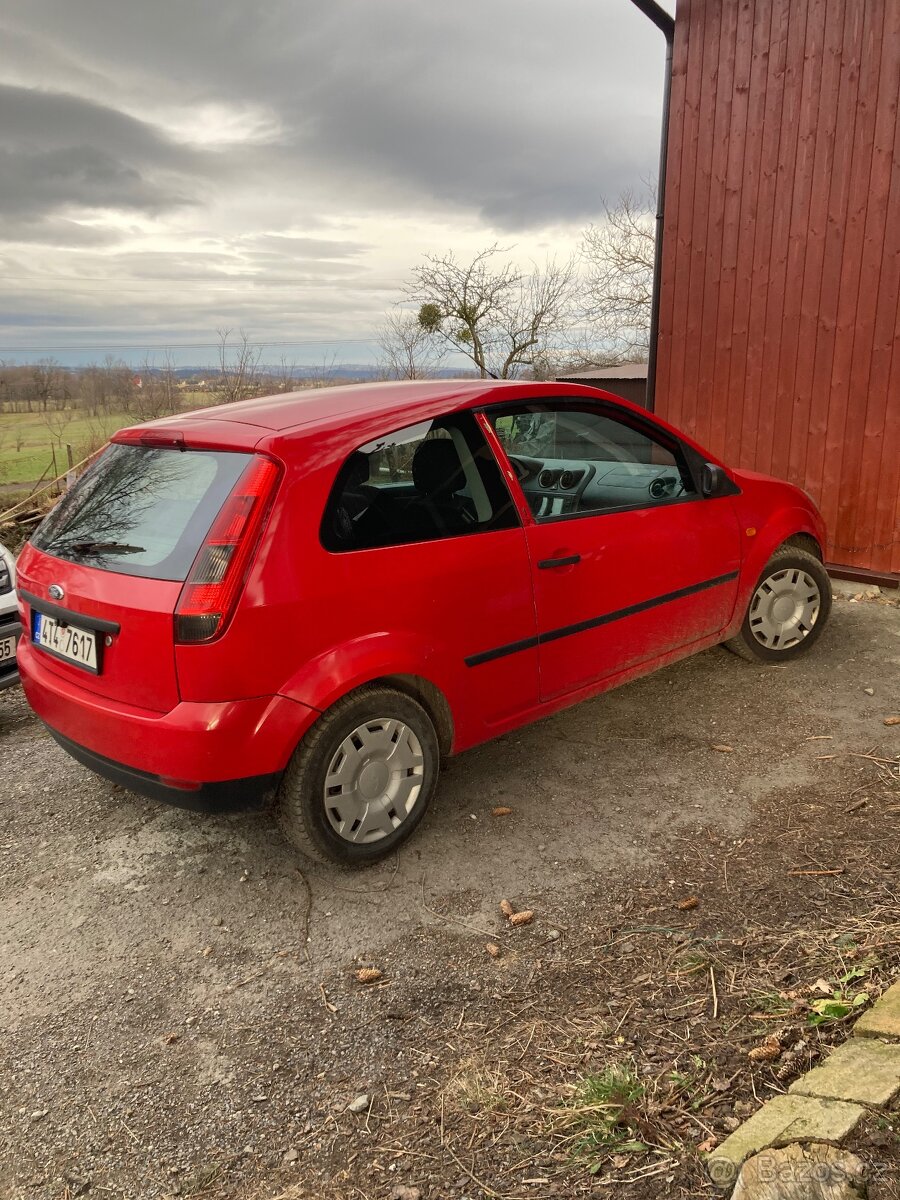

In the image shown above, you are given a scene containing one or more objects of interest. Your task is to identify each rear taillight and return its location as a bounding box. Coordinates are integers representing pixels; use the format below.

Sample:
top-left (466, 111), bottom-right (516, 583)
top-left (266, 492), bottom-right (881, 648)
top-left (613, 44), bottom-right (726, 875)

top-left (174, 455), bottom-right (280, 644)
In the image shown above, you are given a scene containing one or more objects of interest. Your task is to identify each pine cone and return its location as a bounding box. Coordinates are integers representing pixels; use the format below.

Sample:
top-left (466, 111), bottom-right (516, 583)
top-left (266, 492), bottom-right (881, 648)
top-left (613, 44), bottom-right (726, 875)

top-left (748, 1035), bottom-right (782, 1062)
top-left (355, 967), bottom-right (383, 983)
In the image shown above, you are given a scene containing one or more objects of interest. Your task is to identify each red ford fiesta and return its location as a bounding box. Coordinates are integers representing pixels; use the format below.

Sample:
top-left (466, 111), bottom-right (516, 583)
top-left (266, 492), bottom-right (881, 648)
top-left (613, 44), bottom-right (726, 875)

top-left (16, 380), bottom-right (831, 865)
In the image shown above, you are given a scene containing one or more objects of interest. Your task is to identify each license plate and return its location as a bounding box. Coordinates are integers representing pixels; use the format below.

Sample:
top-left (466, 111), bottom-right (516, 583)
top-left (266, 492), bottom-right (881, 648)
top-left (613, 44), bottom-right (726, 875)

top-left (0, 635), bottom-right (15, 664)
top-left (33, 612), bottom-right (99, 672)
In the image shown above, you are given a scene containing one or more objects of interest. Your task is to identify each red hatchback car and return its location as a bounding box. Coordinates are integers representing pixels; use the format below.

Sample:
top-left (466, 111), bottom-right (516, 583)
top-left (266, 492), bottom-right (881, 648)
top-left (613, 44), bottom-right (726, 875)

top-left (16, 380), bottom-right (831, 865)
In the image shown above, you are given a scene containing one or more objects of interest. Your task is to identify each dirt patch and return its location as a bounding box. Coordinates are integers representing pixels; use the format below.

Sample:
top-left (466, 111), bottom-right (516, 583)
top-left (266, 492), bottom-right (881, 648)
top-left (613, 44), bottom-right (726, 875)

top-left (1, 589), bottom-right (898, 1199)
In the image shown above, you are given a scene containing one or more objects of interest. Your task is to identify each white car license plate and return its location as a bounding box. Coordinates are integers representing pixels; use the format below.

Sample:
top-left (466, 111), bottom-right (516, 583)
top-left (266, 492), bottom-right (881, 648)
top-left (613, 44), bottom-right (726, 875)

top-left (0, 634), bottom-right (15, 664)
top-left (33, 612), bottom-right (99, 672)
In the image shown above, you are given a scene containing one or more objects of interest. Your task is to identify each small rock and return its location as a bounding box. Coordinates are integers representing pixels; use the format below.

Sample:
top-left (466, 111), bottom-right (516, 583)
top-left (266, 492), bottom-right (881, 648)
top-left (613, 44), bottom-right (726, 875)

top-left (348, 1094), bottom-right (370, 1114)
top-left (546, 929), bottom-right (560, 941)
top-left (863, 687), bottom-right (874, 696)
top-left (283, 1149), bottom-right (299, 1163)
top-left (30, 1110), bottom-right (48, 1121)
top-left (390, 1187), bottom-right (422, 1200)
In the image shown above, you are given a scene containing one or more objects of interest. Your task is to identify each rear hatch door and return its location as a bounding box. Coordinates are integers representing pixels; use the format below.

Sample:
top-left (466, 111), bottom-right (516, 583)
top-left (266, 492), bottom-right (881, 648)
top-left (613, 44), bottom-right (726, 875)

top-left (19, 438), bottom-right (254, 712)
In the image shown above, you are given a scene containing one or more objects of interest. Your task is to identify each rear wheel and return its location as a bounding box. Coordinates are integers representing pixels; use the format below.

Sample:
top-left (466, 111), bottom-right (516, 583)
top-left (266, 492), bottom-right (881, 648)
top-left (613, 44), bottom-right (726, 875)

top-left (725, 547), bottom-right (831, 663)
top-left (276, 685), bottom-right (440, 867)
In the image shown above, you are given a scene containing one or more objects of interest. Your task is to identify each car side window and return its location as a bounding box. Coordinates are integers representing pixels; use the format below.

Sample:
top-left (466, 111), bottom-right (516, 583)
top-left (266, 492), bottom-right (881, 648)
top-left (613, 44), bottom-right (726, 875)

top-left (321, 412), bottom-right (519, 551)
top-left (489, 404), bottom-right (697, 521)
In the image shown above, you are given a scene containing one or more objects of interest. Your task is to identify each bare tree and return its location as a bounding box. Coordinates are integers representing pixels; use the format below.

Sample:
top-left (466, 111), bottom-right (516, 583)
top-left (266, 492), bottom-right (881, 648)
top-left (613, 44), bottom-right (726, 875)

top-left (132, 352), bottom-right (179, 420)
top-left (306, 351), bottom-right (339, 390)
top-left (30, 358), bottom-right (70, 412)
top-left (39, 404), bottom-right (72, 449)
top-left (274, 355), bottom-right (298, 392)
top-left (214, 329), bottom-right (262, 403)
top-left (408, 245), bottom-right (575, 379)
top-left (377, 310), bottom-right (446, 380)
top-left (579, 188), bottom-right (655, 362)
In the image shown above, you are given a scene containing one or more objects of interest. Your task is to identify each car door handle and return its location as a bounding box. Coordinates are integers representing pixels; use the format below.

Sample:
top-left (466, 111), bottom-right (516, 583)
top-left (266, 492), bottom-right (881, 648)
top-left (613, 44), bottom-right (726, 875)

top-left (537, 554), bottom-right (581, 570)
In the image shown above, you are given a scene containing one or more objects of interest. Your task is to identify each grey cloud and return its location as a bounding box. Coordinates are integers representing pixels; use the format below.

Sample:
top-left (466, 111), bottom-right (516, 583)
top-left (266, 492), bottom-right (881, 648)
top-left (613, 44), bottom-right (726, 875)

top-left (0, 215), bottom-right (124, 247)
top-left (0, 84), bottom-right (210, 221)
top-left (4, 0), bottom-right (669, 230)
top-left (0, 0), bottom-right (671, 358)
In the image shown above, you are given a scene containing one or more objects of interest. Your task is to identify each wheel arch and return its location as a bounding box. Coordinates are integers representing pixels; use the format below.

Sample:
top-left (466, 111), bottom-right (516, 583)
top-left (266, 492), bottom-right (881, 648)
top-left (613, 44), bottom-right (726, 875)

top-left (361, 673), bottom-right (454, 757)
top-left (780, 531), bottom-right (824, 560)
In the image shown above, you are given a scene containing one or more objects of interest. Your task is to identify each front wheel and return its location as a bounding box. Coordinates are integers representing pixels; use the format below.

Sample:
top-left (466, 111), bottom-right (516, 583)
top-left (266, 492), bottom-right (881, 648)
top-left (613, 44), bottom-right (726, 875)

top-left (276, 685), bottom-right (440, 867)
top-left (725, 547), bottom-right (832, 663)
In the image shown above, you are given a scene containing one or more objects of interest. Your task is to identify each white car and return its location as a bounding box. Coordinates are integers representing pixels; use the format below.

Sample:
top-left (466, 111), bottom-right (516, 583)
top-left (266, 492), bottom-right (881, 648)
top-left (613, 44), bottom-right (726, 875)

top-left (0, 541), bottom-right (20, 690)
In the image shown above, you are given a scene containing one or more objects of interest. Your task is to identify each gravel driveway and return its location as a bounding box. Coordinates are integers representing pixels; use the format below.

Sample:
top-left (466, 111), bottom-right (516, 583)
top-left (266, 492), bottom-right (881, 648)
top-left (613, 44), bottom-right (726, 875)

top-left (1, 585), bottom-right (898, 1200)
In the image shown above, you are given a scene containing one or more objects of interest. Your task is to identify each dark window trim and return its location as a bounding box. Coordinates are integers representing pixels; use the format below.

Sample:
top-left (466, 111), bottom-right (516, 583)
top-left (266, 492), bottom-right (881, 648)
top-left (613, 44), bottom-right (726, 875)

top-left (518, 491), bottom-right (701, 527)
top-left (480, 396), bottom-right (687, 456)
top-left (478, 397), bottom-right (716, 524)
top-left (319, 409), bottom-right (521, 555)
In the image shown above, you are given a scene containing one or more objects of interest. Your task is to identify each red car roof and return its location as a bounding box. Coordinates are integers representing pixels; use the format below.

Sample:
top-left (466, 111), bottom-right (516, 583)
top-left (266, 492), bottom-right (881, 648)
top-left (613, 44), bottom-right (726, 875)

top-left (129, 378), bottom-right (619, 436)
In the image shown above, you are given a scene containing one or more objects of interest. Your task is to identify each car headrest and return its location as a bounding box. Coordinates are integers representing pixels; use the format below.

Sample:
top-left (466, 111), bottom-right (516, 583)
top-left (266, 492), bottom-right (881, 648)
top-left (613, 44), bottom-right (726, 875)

top-left (341, 450), bottom-right (370, 492)
top-left (412, 438), bottom-right (466, 497)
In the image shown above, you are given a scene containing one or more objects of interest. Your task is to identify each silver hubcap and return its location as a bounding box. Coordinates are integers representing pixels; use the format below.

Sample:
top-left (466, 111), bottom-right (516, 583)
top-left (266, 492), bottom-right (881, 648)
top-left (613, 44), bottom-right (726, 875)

top-left (323, 718), bottom-right (424, 843)
top-left (749, 567), bottom-right (820, 650)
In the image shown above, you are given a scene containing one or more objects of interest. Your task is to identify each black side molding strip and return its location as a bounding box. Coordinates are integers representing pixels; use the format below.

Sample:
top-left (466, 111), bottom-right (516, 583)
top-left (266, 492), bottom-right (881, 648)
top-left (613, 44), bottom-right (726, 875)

top-left (465, 570), bottom-right (739, 668)
top-left (19, 589), bottom-right (121, 635)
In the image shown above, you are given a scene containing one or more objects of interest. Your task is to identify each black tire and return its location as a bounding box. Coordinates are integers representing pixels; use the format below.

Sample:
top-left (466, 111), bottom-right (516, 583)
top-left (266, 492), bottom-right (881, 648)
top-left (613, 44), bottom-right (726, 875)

top-left (276, 685), bottom-right (440, 867)
top-left (725, 546), bottom-right (832, 663)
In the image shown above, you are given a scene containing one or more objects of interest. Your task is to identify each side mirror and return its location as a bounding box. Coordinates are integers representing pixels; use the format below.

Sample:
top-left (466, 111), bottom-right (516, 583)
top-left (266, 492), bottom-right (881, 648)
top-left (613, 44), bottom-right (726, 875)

top-left (701, 463), bottom-right (729, 498)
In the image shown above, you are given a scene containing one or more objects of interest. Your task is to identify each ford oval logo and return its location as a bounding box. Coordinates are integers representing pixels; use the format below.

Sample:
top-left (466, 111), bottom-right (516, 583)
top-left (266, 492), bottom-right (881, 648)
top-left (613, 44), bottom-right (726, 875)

top-left (48, 583), bottom-right (65, 601)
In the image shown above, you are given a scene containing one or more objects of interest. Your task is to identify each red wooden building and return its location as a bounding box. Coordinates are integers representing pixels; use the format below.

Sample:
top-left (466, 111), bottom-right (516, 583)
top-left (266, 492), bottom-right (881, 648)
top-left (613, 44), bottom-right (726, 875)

top-left (654, 0), bottom-right (900, 582)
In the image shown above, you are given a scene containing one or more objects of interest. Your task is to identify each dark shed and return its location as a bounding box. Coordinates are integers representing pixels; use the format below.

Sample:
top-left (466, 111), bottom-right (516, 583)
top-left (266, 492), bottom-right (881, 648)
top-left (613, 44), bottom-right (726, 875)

top-left (555, 363), bottom-right (649, 409)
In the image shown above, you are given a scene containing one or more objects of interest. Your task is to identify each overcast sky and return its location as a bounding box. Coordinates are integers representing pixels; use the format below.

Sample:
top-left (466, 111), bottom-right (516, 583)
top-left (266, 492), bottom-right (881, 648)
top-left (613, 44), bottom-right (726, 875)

top-left (0, 0), bottom-right (672, 367)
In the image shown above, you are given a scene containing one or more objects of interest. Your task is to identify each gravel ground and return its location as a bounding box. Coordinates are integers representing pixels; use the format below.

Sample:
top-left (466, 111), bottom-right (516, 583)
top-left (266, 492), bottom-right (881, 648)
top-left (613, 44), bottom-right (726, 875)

top-left (1, 584), bottom-right (898, 1200)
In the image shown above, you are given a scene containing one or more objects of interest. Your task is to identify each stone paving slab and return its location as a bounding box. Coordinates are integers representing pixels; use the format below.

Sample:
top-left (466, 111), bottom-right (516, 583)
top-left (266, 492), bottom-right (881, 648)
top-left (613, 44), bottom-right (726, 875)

top-left (791, 1036), bottom-right (900, 1106)
top-left (732, 1143), bottom-right (867, 1200)
top-left (853, 980), bottom-right (900, 1040)
top-left (708, 1093), bottom-right (864, 1177)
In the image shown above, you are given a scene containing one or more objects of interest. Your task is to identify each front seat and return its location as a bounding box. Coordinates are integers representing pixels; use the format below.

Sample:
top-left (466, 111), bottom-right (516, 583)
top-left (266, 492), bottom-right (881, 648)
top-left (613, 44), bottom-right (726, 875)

top-left (410, 438), bottom-right (475, 538)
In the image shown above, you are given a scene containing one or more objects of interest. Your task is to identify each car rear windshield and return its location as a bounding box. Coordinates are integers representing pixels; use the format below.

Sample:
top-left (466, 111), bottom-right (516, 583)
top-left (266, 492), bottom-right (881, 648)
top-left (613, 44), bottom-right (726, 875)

top-left (30, 443), bottom-right (252, 580)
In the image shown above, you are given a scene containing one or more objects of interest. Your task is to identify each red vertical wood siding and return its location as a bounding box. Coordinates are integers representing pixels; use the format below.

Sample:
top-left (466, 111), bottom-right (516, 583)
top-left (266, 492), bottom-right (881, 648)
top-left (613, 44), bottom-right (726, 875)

top-left (656, 0), bottom-right (900, 576)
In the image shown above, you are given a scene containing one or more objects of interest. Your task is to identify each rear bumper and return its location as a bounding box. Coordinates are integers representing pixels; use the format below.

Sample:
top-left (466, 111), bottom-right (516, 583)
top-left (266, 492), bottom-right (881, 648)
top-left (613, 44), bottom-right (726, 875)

top-left (46, 726), bottom-right (279, 812)
top-left (18, 637), bottom-right (319, 799)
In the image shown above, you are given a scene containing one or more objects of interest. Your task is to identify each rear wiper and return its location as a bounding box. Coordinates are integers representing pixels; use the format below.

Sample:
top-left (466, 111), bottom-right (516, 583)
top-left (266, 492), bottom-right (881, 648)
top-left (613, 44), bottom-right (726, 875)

top-left (66, 540), bottom-right (146, 556)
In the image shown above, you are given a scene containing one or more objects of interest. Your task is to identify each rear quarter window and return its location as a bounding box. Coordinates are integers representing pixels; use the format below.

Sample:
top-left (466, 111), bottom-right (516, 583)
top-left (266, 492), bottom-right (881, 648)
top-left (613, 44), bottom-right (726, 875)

top-left (30, 443), bottom-right (251, 580)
